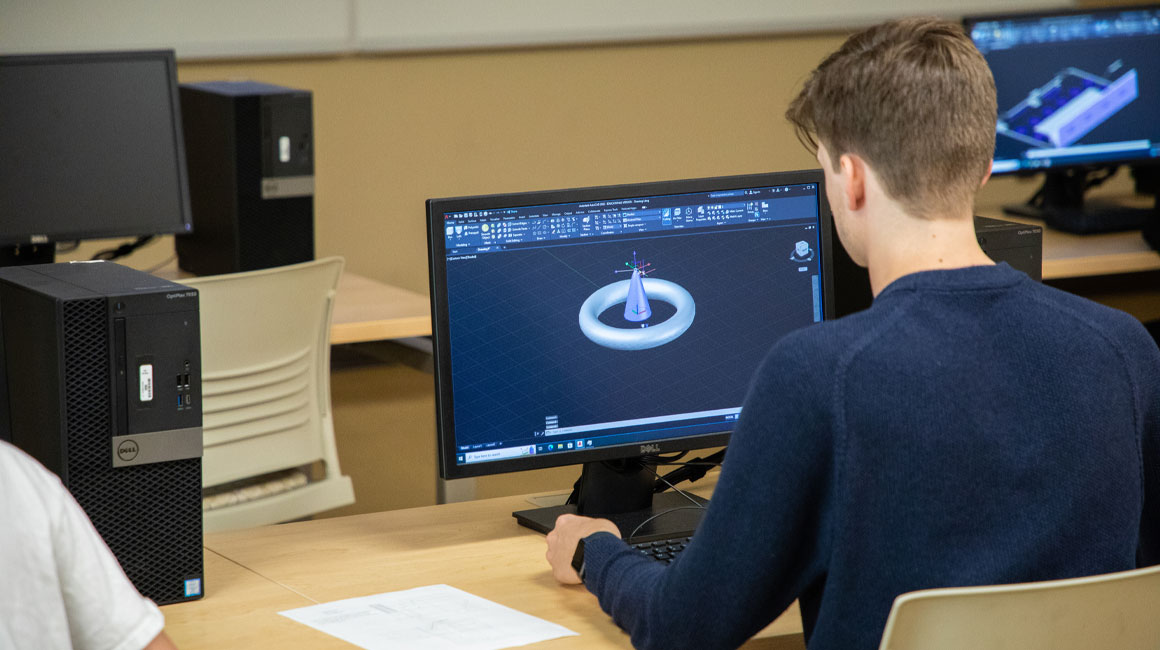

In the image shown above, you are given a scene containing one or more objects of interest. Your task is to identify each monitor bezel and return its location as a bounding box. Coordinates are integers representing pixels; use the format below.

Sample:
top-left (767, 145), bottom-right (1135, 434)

top-left (0, 49), bottom-right (193, 247)
top-left (427, 169), bottom-right (834, 480)
top-left (963, 3), bottom-right (1160, 176)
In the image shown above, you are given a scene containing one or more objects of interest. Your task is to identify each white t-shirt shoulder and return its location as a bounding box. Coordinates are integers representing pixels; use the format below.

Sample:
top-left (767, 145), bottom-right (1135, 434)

top-left (0, 441), bottom-right (165, 650)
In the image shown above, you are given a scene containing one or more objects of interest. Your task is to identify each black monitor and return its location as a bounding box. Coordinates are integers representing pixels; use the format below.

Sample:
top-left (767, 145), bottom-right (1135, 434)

top-left (0, 50), bottom-right (192, 266)
top-left (427, 170), bottom-right (833, 539)
top-left (964, 5), bottom-right (1160, 234)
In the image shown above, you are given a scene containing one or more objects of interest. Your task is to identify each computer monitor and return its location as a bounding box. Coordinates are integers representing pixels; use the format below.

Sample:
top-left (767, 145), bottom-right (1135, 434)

top-left (964, 5), bottom-right (1160, 233)
top-left (0, 50), bottom-right (192, 266)
top-left (427, 170), bottom-right (833, 538)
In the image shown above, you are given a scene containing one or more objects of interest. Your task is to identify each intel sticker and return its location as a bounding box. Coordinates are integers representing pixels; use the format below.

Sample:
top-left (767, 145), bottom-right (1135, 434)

top-left (139, 364), bottom-right (153, 402)
top-left (184, 578), bottom-right (202, 597)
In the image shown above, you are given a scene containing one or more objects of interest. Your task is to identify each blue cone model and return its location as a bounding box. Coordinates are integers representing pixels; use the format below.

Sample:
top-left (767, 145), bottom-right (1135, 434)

top-left (623, 267), bottom-right (652, 322)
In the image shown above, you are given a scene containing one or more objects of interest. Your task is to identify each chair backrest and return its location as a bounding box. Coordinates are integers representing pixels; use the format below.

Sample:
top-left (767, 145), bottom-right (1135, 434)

top-left (181, 257), bottom-right (354, 532)
top-left (879, 564), bottom-right (1160, 650)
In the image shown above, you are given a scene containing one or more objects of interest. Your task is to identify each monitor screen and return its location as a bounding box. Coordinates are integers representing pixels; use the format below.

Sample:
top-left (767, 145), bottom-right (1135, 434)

top-left (965, 6), bottom-right (1160, 174)
top-left (0, 50), bottom-right (192, 247)
top-left (427, 170), bottom-right (833, 481)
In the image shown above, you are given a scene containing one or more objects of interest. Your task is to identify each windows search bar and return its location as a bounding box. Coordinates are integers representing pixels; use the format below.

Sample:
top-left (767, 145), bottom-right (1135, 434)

top-left (463, 445), bottom-right (535, 464)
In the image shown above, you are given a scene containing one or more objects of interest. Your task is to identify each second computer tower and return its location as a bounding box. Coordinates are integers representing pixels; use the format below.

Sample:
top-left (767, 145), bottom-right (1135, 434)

top-left (831, 215), bottom-right (1044, 317)
top-left (0, 261), bottom-right (204, 605)
top-left (177, 81), bottom-right (315, 275)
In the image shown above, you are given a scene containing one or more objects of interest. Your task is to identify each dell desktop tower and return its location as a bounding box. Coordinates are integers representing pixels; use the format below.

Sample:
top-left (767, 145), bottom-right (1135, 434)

top-left (832, 215), bottom-right (1044, 317)
top-left (0, 261), bottom-right (204, 605)
top-left (176, 81), bottom-right (314, 275)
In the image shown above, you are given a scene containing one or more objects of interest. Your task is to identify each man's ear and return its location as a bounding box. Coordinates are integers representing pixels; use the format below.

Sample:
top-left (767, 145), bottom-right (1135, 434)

top-left (980, 160), bottom-right (993, 188)
top-left (839, 153), bottom-right (867, 212)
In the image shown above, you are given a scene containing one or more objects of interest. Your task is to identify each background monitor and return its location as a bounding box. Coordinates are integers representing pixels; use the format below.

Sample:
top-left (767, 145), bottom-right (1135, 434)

top-left (964, 5), bottom-right (1160, 233)
top-left (0, 50), bottom-right (192, 265)
top-left (427, 170), bottom-right (833, 538)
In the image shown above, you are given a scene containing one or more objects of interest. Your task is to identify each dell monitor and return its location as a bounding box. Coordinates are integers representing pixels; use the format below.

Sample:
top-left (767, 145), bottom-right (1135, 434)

top-left (427, 170), bottom-right (833, 539)
top-left (0, 50), bottom-right (193, 266)
top-left (964, 5), bottom-right (1160, 234)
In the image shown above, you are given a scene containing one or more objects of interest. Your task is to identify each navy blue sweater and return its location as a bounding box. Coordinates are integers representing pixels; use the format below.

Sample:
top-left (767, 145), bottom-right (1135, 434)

top-left (582, 263), bottom-right (1160, 650)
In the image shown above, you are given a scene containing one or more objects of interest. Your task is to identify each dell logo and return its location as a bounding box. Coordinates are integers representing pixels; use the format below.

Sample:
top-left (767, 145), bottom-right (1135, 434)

top-left (639, 444), bottom-right (661, 454)
top-left (117, 439), bottom-right (139, 462)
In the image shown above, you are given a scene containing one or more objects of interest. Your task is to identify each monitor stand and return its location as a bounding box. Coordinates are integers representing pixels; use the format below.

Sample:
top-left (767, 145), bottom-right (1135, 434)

top-left (1003, 168), bottom-right (1158, 235)
top-left (0, 243), bottom-right (55, 268)
top-left (513, 457), bottom-right (708, 543)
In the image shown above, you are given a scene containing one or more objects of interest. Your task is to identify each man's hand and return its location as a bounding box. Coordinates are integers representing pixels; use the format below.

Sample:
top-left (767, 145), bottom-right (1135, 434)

top-left (545, 514), bottom-right (621, 585)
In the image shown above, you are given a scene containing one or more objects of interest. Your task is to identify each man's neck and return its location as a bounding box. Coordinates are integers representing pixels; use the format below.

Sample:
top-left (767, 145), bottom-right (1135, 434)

top-left (865, 205), bottom-right (995, 296)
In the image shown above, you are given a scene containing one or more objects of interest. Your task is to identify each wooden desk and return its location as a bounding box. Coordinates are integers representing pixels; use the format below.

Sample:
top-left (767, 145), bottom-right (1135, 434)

top-left (163, 492), bottom-right (804, 649)
top-left (330, 272), bottom-right (430, 344)
top-left (1034, 226), bottom-right (1159, 280)
top-left (165, 549), bottom-right (351, 649)
top-left (976, 179), bottom-right (1160, 281)
top-left (976, 210), bottom-right (1160, 280)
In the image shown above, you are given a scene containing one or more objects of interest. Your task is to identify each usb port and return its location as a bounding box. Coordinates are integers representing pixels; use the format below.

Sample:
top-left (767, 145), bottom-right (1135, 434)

top-left (183, 373), bottom-right (190, 388)
top-left (177, 375), bottom-right (183, 388)
top-left (183, 394), bottom-right (192, 407)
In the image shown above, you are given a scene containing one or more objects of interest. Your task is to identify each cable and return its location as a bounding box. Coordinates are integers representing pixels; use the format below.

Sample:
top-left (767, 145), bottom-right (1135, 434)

top-left (1026, 165), bottom-right (1119, 210)
top-left (564, 451), bottom-right (722, 509)
top-left (642, 462), bottom-right (705, 510)
top-left (626, 506), bottom-right (705, 543)
top-left (91, 235), bottom-right (155, 262)
top-left (641, 451), bottom-right (688, 465)
top-left (565, 459), bottom-right (716, 542)
top-left (565, 454), bottom-right (693, 506)
top-left (1084, 165), bottom-right (1118, 190)
top-left (652, 448), bottom-right (726, 493)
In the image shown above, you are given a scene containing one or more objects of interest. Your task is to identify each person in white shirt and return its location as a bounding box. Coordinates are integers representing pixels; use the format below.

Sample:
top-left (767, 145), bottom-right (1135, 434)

top-left (0, 439), bottom-right (177, 650)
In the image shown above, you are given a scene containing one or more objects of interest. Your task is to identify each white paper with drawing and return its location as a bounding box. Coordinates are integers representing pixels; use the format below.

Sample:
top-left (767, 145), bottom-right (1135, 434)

top-left (278, 583), bottom-right (578, 650)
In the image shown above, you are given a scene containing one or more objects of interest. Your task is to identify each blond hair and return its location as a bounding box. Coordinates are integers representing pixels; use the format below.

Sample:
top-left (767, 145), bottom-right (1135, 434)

top-left (785, 17), bottom-right (997, 219)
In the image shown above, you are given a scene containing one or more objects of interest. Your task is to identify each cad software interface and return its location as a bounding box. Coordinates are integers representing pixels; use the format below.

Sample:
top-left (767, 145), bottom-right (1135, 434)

top-left (439, 181), bottom-right (824, 467)
top-left (969, 8), bottom-right (1160, 173)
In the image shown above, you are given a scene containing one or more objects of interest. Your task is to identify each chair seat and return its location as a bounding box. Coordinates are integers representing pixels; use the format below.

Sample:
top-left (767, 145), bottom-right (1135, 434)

top-left (204, 475), bottom-right (355, 531)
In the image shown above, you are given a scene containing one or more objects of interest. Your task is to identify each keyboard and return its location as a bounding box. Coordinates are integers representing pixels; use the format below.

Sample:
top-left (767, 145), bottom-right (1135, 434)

top-left (631, 536), bottom-right (692, 564)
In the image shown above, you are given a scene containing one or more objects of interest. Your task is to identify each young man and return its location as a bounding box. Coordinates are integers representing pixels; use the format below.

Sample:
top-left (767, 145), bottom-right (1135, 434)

top-left (0, 440), bottom-right (178, 650)
top-left (545, 17), bottom-right (1160, 650)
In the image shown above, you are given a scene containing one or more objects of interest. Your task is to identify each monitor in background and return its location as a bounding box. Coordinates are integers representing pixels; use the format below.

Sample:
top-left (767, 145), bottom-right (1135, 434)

top-left (964, 5), bottom-right (1160, 234)
top-left (0, 50), bottom-right (192, 266)
top-left (427, 171), bottom-right (833, 539)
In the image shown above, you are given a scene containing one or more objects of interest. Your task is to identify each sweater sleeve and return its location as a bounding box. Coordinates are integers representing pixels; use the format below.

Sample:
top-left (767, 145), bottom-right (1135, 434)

top-left (582, 336), bottom-right (839, 650)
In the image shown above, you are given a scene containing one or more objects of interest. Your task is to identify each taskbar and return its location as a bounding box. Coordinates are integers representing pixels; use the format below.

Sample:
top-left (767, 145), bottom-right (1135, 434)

top-left (456, 409), bottom-right (740, 466)
top-left (994, 139), bottom-right (1158, 173)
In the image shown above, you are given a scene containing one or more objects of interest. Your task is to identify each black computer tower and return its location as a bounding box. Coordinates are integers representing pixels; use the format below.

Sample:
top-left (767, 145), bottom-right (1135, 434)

top-left (0, 261), bottom-right (204, 605)
top-left (973, 216), bottom-right (1044, 281)
top-left (176, 80), bottom-right (314, 275)
top-left (831, 215), bottom-right (1044, 317)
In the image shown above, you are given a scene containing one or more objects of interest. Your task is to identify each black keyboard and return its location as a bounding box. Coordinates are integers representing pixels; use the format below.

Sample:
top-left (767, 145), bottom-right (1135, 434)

top-left (631, 536), bottom-right (692, 564)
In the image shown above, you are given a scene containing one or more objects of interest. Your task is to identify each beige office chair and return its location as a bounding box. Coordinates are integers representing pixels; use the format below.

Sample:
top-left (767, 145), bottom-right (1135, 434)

top-left (182, 257), bottom-right (354, 533)
top-left (878, 564), bottom-right (1160, 650)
